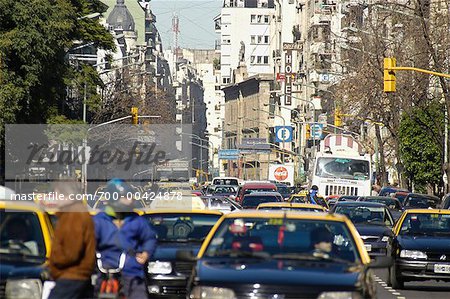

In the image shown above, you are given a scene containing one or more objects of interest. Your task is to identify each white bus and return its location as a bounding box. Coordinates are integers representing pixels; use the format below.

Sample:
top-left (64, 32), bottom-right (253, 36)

top-left (311, 134), bottom-right (372, 197)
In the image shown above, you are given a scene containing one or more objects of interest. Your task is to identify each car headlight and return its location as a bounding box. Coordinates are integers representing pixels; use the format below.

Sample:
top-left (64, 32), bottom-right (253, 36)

top-left (318, 291), bottom-right (363, 299)
top-left (400, 250), bottom-right (427, 259)
top-left (381, 236), bottom-right (390, 242)
top-left (6, 279), bottom-right (42, 299)
top-left (147, 261), bottom-right (172, 274)
top-left (190, 286), bottom-right (236, 299)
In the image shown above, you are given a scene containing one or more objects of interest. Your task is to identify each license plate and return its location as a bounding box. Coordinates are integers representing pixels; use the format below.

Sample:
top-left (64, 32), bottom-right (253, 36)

top-left (434, 264), bottom-right (450, 274)
top-left (364, 244), bottom-right (372, 252)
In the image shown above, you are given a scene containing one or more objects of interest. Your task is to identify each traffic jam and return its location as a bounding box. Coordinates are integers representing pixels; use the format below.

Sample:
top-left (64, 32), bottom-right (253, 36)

top-left (2, 135), bottom-right (450, 299)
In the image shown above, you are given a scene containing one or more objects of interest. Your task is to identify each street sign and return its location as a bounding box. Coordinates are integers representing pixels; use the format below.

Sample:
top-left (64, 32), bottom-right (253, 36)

top-left (238, 138), bottom-right (270, 153)
top-left (218, 149), bottom-right (240, 160)
top-left (274, 126), bottom-right (293, 143)
top-left (276, 73), bottom-right (286, 81)
top-left (310, 124), bottom-right (323, 139)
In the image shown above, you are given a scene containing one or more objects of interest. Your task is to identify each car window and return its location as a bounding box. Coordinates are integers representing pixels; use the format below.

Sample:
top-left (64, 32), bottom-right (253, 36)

top-left (260, 207), bottom-right (324, 212)
top-left (334, 206), bottom-right (393, 227)
top-left (242, 196), bottom-right (279, 208)
top-left (0, 210), bottom-right (46, 257)
top-left (204, 218), bottom-right (360, 263)
top-left (144, 213), bottom-right (221, 241)
top-left (244, 188), bottom-right (276, 195)
top-left (399, 213), bottom-right (450, 236)
top-left (406, 196), bottom-right (438, 208)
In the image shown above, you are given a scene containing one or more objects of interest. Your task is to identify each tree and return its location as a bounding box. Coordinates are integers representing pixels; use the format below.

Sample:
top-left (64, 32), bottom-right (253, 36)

top-left (398, 102), bottom-right (444, 193)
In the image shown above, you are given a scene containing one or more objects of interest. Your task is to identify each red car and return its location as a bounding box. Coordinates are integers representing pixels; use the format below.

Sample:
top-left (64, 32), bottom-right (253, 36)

top-left (235, 182), bottom-right (277, 203)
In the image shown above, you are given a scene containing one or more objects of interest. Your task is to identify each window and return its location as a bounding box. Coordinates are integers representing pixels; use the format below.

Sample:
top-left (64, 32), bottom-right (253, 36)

top-left (250, 56), bottom-right (256, 63)
top-left (264, 35), bottom-right (269, 44)
top-left (257, 56), bottom-right (262, 64)
top-left (264, 15), bottom-right (269, 23)
top-left (251, 35), bottom-right (256, 44)
top-left (251, 14), bottom-right (256, 23)
top-left (257, 15), bottom-right (262, 23)
top-left (257, 35), bottom-right (263, 43)
top-left (263, 56), bottom-right (269, 64)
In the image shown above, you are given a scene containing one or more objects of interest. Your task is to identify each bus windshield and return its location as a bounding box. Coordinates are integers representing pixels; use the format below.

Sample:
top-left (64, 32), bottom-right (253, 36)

top-left (315, 157), bottom-right (370, 180)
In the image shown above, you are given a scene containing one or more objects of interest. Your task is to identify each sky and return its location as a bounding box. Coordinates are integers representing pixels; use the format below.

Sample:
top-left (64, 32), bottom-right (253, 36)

top-left (150, 0), bottom-right (221, 49)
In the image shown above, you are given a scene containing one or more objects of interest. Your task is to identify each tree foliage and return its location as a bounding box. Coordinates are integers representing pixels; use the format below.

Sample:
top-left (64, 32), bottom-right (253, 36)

top-left (398, 102), bottom-right (444, 191)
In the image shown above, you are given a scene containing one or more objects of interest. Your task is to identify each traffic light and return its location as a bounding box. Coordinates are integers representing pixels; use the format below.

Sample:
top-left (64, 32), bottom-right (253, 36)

top-left (384, 57), bottom-right (396, 92)
top-left (334, 107), bottom-right (343, 127)
top-left (305, 124), bottom-right (311, 139)
top-left (131, 107), bottom-right (138, 125)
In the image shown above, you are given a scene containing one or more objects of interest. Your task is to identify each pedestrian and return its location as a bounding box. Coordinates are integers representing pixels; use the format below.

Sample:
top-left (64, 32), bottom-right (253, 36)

top-left (48, 178), bottom-right (96, 299)
top-left (94, 178), bottom-right (157, 299)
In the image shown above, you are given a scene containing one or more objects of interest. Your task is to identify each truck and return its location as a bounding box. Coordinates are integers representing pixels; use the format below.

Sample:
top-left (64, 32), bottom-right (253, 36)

top-left (311, 134), bottom-right (372, 197)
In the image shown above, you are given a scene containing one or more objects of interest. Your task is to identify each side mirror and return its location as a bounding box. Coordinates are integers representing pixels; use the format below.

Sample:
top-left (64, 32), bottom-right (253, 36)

top-left (367, 256), bottom-right (393, 269)
top-left (176, 250), bottom-right (197, 262)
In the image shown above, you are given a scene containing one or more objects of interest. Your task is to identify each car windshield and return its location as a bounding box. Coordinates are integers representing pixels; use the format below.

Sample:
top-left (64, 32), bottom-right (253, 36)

top-left (399, 213), bottom-right (450, 236)
top-left (213, 179), bottom-right (239, 185)
top-left (204, 218), bottom-right (360, 264)
top-left (242, 196), bottom-right (279, 208)
top-left (0, 210), bottom-right (46, 257)
top-left (365, 198), bottom-right (400, 209)
top-left (213, 186), bottom-right (236, 194)
top-left (244, 188), bottom-right (276, 195)
top-left (406, 196), bottom-right (438, 208)
top-left (203, 197), bottom-right (236, 211)
top-left (144, 213), bottom-right (221, 242)
top-left (334, 205), bottom-right (393, 226)
top-left (315, 157), bottom-right (370, 180)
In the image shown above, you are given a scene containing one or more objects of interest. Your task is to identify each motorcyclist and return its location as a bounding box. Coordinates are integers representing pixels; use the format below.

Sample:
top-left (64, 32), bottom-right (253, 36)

top-left (308, 185), bottom-right (320, 205)
top-left (93, 178), bottom-right (157, 298)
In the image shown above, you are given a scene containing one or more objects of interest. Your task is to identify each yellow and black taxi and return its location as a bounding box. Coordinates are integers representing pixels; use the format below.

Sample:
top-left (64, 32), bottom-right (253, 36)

top-left (387, 209), bottom-right (450, 289)
top-left (177, 210), bottom-right (391, 299)
top-left (0, 201), bottom-right (53, 299)
top-left (256, 202), bottom-right (327, 212)
top-left (142, 208), bottom-right (222, 298)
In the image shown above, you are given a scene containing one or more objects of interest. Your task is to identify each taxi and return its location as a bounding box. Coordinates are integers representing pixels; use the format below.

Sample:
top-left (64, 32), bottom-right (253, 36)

top-left (0, 201), bottom-right (53, 299)
top-left (387, 209), bottom-right (450, 289)
top-left (178, 210), bottom-right (391, 299)
top-left (142, 197), bottom-right (223, 298)
top-left (287, 190), bottom-right (308, 202)
top-left (256, 202), bottom-right (327, 212)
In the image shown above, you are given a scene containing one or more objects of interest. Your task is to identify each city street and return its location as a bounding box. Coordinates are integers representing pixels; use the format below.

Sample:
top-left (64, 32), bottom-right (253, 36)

top-left (374, 269), bottom-right (450, 299)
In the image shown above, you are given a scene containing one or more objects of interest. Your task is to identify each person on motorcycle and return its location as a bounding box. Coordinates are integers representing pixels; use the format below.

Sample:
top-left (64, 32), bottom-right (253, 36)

top-left (93, 178), bottom-right (157, 298)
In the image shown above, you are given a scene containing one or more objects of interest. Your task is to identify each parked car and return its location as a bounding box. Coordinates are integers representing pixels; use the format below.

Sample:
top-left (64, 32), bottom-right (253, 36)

top-left (358, 196), bottom-right (404, 221)
top-left (0, 201), bottom-right (54, 299)
top-left (177, 210), bottom-right (391, 299)
top-left (387, 209), bottom-right (450, 289)
top-left (143, 209), bottom-right (223, 298)
top-left (332, 201), bottom-right (395, 256)
top-left (241, 192), bottom-right (282, 209)
top-left (235, 182), bottom-right (277, 203)
top-left (403, 193), bottom-right (440, 209)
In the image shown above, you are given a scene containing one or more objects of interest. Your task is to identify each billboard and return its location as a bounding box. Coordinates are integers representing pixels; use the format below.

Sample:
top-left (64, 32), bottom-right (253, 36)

top-left (268, 164), bottom-right (295, 186)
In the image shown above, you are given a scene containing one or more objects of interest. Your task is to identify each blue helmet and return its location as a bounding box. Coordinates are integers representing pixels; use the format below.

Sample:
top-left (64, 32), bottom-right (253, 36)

top-left (105, 178), bottom-right (133, 198)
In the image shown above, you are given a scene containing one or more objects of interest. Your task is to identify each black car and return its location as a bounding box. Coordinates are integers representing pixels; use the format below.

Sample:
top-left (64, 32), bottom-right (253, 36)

top-left (358, 196), bottom-right (404, 221)
top-left (143, 210), bottom-right (222, 298)
top-left (387, 210), bottom-right (450, 289)
top-left (241, 192), bottom-right (282, 209)
top-left (403, 193), bottom-right (440, 209)
top-left (328, 195), bottom-right (359, 209)
top-left (178, 211), bottom-right (391, 299)
top-left (273, 183), bottom-right (292, 200)
top-left (332, 202), bottom-right (395, 256)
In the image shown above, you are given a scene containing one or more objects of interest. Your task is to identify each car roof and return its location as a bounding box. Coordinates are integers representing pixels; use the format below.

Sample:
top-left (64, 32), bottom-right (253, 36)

top-left (224, 209), bottom-right (347, 221)
top-left (402, 209), bottom-right (450, 215)
top-left (257, 202), bottom-right (325, 209)
top-left (243, 192), bottom-right (282, 196)
top-left (362, 196), bottom-right (395, 200)
top-left (335, 201), bottom-right (387, 207)
top-left (242, 182), bottom-right (277, 188)
top-left (141, 209), bottom-right (223, 216)
top-left (0, 200), bottom-right (46, 212)
top-left (406, 193), bottom-right (440, 200)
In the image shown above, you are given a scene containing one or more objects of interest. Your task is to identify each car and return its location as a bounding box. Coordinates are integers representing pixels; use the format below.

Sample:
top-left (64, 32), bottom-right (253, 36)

top-left (200, 196), bottom-right (242, 213)
top-left (358, 196), bottom-right (404, 220)
top-left (332, 201), bottom-right (395, 256)
top-left (177, 210), bottom-right (391, 299)
top-left (379, 186), bottom-right (409, 197)
top-left (0, 201), bottom-right (54, 299)
top-left (256, 202), bottom-right (327, 212)
top-left (443, 193), bottom-right (450, 209)
top-left (387, 209), bottom-right (450, 289)
top-left (211, 177), bottom-right (240, 186)
top-left (287, 190), bottom-right (308, 203)
top-left (209, 185), bottom-right (237, 197)
top-left (393, 191), bottom-right (410, 205)
top-left (328, 195), bottom-right (359, 209)
top-left (403, 193), bottom-right (440, 209)
top-left (143, 209), bottom-right (223, 298)
top-left (273, 183), bottom-right (292, 200)
top-left (241, 192), bottom-right (283, 209)
top-left (235, 182), bottom-right (277, 203)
